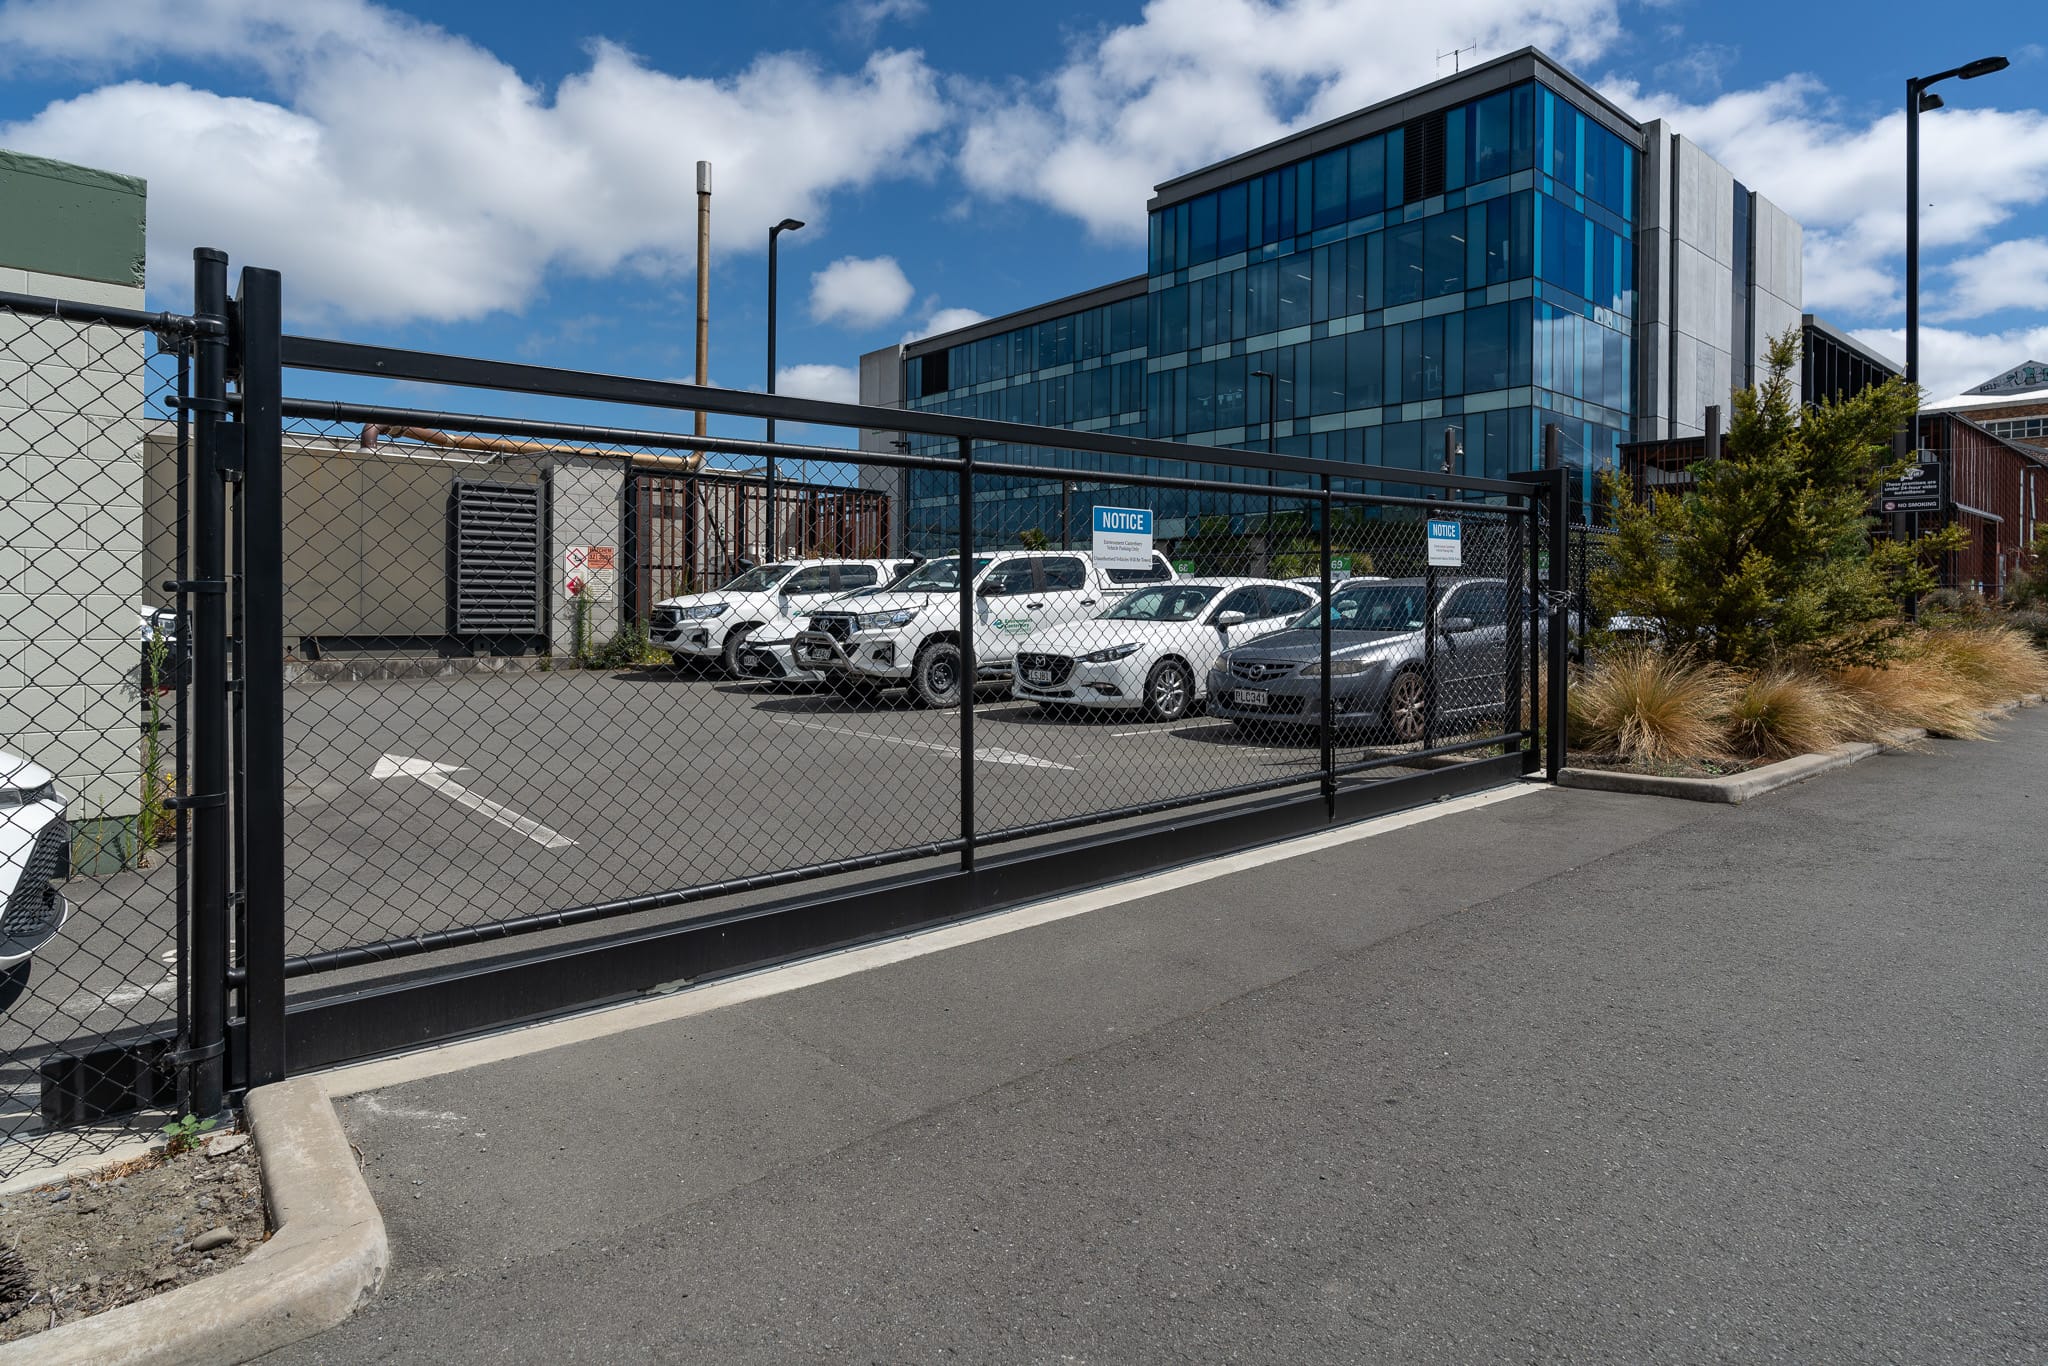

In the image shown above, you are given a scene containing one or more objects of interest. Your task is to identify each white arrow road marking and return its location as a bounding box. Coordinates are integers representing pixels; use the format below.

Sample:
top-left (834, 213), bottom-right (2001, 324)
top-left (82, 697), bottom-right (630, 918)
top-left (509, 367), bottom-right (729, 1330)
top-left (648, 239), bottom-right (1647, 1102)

top-left (371, 754), bottom-right (578, 849)
top-left (774, 719), bottom-right (1074, 771)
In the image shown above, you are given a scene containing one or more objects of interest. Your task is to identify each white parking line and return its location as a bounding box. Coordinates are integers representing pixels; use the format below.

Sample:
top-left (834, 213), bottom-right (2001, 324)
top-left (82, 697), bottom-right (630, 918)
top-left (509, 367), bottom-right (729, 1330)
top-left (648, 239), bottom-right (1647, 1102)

top-left (774, 718), bottom-right (1074, 771)
top-left (372, 753), bottom-right (578, 849)
top-left (1109, 721), bottom-right (1235, 737)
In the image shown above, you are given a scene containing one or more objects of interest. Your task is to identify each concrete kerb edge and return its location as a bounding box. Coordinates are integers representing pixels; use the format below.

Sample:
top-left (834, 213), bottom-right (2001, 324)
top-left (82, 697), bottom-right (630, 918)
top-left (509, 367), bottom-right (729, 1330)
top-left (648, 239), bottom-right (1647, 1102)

top-left (0, 1078), bottom-right (387, 1366)
top-left (1556, 692), bottom-right (2044, 804)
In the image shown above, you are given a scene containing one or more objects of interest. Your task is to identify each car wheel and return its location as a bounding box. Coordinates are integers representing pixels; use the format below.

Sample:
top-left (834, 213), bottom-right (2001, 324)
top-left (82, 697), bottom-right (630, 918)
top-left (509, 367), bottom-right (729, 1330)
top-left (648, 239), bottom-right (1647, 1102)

top-left (0, 961), bottom-right (28, 1015)
top-left (1386, 668), bottom-right (1429, 744)
top-left (720, 624), bottom-right (758, 676)
top-left (910, 641), bottom-right (963, 709)
top-left (1143, 659), bottom-right (1193, 722)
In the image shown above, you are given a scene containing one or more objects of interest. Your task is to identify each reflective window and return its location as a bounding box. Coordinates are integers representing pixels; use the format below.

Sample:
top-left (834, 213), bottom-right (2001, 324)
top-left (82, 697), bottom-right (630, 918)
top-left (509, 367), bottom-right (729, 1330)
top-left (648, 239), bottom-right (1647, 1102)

top-left (1041, 558), bottom-right (1088, 591)
top-left (1212, 586), bottom-right (1270, 620)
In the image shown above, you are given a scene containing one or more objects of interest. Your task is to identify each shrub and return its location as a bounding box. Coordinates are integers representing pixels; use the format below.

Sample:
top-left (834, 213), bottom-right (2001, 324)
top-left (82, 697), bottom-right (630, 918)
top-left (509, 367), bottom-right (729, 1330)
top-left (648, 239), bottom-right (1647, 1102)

top-left (1723, 668), bottom-right (1870, 760)
top-left (1568, 648), bottom-right (1737, 762)
top-left (1595, 331), bottom-right (1960, 666)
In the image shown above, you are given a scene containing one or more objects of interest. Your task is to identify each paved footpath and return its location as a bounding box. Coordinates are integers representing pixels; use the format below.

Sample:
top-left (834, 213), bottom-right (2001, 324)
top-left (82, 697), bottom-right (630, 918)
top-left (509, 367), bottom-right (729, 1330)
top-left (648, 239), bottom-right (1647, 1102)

top-left (266, 711), bottom-right (2047, 1364)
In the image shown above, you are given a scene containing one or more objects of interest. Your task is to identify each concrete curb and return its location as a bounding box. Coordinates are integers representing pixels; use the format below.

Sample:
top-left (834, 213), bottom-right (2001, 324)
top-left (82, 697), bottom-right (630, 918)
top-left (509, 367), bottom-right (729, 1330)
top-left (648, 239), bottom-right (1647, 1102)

top-left (0, 1078), bottom-right (387, 1366)
top-left (286, 653), bottom-right (546, 685)
top-left (1559, 740), bottom-right (1894, 804)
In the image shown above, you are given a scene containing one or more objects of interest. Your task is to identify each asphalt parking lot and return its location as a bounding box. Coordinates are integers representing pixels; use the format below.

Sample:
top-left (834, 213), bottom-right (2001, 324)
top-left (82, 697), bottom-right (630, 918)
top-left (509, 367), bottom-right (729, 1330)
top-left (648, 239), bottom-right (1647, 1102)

top-left (6, 661), bottom-right (1471, 1147)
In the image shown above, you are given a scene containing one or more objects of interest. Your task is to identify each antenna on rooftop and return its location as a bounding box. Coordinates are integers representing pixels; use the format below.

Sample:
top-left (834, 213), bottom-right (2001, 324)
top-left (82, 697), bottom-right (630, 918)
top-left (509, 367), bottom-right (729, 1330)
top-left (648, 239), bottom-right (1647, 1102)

top-left (1437, 42), bottom-right (1477, 75)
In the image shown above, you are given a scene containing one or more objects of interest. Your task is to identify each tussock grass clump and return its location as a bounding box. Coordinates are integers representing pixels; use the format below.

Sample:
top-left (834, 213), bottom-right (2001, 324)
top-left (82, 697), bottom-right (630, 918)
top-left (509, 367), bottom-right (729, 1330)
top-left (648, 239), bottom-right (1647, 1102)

top-left (1568, 648), bottom-right (1738, 762)
top-left (1724, 669), bottom-right (1870, 760)
top-left (1830, 655), bottom-right (1985, 739)
top-left (1913, 626), bottom-right (2048, 707)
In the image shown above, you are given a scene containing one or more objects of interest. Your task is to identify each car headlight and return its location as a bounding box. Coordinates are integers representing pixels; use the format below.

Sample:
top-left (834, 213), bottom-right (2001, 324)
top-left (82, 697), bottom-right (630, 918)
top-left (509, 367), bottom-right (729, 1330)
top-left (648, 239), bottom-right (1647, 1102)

top-left (0, 781), bottom-right (59, 809)
top-left (677, 604), bottom-right (729, 620)
top-left (1078, 643), bottom-right (1141, 663)
top-left (854, 609), bottom-right (919, 631)
top-left (1299, 659), bottom-right (1374, 678)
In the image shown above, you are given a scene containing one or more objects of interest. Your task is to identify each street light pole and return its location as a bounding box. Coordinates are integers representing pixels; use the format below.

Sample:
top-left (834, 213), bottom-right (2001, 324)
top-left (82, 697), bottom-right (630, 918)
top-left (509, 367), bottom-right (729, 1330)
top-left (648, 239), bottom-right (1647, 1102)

top-left (765, 217), bottom-right (805, 560)
top-left (1905, 54), bottom-right (2005, 596)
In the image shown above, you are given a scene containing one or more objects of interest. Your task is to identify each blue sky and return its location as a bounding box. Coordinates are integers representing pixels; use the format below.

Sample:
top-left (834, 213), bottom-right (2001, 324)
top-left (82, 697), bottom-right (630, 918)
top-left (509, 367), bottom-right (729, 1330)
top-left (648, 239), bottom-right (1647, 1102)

top-left (1, 0), bottom-right (2042, 444)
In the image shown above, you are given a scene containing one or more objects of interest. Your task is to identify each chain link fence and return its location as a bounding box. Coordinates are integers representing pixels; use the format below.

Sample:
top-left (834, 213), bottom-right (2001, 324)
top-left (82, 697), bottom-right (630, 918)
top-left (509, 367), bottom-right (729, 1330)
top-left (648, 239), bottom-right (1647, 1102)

top-left (1, 300), bottom-right (196, 1175)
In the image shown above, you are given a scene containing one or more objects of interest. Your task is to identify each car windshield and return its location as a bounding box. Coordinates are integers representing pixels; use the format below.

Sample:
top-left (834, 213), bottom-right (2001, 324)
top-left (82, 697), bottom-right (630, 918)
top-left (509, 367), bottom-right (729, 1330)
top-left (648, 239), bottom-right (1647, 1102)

top-left (721, 564), bottom-right (797, 593)
top-left (1293, 584), bottom-right (1428, 632)
top-left (1103, 585), bottom-right (1222, 622)
top-left (892, 556), bottom-right (994, 591)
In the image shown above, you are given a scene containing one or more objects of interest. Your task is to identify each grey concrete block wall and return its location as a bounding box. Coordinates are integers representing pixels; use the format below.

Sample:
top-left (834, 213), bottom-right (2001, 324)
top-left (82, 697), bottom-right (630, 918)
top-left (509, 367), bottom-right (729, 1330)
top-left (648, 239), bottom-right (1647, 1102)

top-left (0, 272), bottom-right (147, 843)
top-left (547, 458), bottom-right (626, 656)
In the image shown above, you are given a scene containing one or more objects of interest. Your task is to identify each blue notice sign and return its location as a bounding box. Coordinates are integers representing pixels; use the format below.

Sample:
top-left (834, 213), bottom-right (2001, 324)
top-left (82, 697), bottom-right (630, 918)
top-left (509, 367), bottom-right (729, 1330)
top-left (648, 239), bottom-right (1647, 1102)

top-left (1426, 519), bottom-right (1463, 568)
top-left (1091, 505), bottom-right (1154, 570)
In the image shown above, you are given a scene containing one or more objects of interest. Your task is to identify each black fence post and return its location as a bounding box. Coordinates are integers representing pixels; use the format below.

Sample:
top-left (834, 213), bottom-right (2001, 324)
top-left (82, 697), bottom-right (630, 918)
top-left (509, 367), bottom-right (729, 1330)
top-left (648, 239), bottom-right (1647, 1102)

top-left (237, 266), bottom-right (287, 1089)
top-left (957, 437), bottom-right (976, 873)
top-left (1546, 467), bottom-right (1570, 783)
top-left (1505, 505), bottom-right (1523, 750)
top-left (187, 248), bottom-right (232, 1119)
top-left (1318, 475), bottom-right (1334, 816)
top-left (1422, 508), bottom-right (1438, 751)
top-left (1525, 493), bottom-right (1542, 775)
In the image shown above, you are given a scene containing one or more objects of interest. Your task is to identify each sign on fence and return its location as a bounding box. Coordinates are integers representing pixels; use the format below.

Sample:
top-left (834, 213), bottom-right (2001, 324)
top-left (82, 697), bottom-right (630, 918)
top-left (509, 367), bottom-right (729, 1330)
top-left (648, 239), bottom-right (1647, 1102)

top-left (1880, 461), bottom-right (1943, 514)
top-left (1091, 506), bottom-right (1154, 570)
top-left (1427, 519), bottom-right (1463, 568)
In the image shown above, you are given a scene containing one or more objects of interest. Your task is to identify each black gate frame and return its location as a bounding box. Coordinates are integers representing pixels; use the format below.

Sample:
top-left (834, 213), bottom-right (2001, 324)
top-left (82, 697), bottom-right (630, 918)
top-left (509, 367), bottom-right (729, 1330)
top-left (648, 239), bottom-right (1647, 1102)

top-left (64, 249), bottom-right (1573, 1114)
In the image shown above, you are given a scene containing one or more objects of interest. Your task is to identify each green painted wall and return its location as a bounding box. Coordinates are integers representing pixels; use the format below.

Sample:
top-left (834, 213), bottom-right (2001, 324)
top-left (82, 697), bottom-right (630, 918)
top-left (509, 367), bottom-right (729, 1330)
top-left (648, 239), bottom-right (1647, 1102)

top-left (0, 148), bottom-right (146, 286)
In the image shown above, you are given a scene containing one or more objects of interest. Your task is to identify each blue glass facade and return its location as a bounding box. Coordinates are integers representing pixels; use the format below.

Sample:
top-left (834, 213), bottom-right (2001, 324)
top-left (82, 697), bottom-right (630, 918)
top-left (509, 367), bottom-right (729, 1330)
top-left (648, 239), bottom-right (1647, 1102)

top-left (900, 76), bottom-right (1640, 548)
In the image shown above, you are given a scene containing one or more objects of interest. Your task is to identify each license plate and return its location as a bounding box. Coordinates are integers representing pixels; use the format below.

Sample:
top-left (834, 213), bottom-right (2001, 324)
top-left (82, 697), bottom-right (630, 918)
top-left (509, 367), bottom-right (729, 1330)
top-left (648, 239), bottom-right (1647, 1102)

top-left (1025, 669), bottom-right (1052, 684)
top-left (802, 645), bottom-right (830, 661)
top-left (1232, 689), bottom-right (1269, 708)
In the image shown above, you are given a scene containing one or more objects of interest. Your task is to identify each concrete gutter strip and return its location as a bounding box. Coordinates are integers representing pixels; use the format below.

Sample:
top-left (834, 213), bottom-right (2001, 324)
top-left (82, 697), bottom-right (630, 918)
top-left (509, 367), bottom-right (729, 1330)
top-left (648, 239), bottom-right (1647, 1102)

top-left (1, 1078), bottom-right (387, 1366)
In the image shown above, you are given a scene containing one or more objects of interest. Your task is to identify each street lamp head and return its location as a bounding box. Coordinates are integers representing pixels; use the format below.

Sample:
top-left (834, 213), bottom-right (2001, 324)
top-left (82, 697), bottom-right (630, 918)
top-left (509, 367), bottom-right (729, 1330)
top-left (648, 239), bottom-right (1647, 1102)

top-left (774, 218), bottom-right (806, 234)
top-left (1958, 55), bottom-right (2009, 79)
top-left (1919, 91), bottom-right (1946, 112)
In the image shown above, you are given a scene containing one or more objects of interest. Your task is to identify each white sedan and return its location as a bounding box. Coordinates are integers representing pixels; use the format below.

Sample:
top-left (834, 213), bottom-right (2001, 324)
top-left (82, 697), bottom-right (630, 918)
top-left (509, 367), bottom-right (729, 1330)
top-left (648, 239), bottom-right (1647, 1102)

top-left (1, 751), bottom-right (70, 1007)
top-left (1012, 578), bottom-right (1317, 722)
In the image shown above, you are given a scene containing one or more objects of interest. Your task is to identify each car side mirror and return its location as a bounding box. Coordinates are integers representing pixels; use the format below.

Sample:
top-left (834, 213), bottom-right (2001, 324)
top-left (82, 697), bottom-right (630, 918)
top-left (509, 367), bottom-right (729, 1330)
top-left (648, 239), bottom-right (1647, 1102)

top-left (1442, 615), bottom-right (1476, 634)
top-left (977, 580), bottom-right (1003, 597)
top-left (1214, 610), bottom-right (1248, 628)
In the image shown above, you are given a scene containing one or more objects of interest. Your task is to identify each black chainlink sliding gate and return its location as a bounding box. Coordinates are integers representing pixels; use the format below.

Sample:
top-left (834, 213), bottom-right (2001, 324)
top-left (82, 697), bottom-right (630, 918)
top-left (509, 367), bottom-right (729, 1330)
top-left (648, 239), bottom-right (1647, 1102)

top-left (8, 248), bottom-right (1574, 1154)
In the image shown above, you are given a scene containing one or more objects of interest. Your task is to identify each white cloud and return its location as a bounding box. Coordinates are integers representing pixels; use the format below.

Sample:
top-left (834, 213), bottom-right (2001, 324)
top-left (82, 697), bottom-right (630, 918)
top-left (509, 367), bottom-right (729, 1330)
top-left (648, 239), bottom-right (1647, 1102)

top-left (956, 0), bottom-right (1623, 240)
top-left (0, 0), bottom-right (948, 324)
top-left (1937, 238), bottom-right (2048, 324)
top-left (775, 362), bottom-right (860, 404)
top-left (838, 0), bottom-right (925, 40)
top-left (1849, 323), bottom-right (2048, 407)
top-left (808, 255), bottom-right (917, 327)
top-left (902, 305), bottom-right (988, 343)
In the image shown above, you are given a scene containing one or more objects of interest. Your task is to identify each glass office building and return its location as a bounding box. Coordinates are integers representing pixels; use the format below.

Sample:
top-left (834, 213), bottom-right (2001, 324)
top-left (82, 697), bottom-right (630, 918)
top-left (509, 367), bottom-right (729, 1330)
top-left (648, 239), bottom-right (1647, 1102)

top-left (864, 49), bottom-right (1801, 549)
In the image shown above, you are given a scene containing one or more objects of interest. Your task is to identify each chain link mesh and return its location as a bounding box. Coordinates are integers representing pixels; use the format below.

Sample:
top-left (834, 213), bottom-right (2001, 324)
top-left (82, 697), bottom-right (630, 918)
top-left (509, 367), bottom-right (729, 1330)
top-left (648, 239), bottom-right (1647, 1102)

top-left (1, 306), bottom-right (191, 1175)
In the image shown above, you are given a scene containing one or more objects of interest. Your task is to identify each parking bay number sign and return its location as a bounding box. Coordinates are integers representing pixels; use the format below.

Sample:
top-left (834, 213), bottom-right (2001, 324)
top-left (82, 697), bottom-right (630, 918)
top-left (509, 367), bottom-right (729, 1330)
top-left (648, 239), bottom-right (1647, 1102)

top-left (1427, 519), bottom-right (1463, 568)
top-left (1092, 505), bottom-right (1154, 570)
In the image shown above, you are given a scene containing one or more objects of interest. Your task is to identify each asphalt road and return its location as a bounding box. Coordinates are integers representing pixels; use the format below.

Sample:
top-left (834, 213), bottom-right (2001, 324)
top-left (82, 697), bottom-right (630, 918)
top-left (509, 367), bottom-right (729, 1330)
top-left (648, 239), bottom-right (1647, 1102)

top-left (4, 663), bottom-right (1460, 1150)
top-left (265, 708), bottom-right (2047, 1364)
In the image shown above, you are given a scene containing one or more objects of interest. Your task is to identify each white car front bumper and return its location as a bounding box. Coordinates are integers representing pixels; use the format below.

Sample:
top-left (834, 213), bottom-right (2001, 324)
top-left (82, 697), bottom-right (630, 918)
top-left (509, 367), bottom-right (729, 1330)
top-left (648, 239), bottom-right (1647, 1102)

top-left (1011, 652), bottom-right (1150, 709)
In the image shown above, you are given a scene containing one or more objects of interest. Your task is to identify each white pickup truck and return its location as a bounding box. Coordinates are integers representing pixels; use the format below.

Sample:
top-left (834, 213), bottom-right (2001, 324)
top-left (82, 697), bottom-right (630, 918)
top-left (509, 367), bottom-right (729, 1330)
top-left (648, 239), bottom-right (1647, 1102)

top-left (791, 549), bottom-right (1176, 707)
top-left (649, 559), bottom-right (908, 674)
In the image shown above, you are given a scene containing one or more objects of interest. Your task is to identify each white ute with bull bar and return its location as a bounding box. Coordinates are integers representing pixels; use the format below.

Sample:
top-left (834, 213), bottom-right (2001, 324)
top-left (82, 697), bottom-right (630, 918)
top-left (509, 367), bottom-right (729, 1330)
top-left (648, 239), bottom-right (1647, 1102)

top-left (649, 558), bottom-right (907, 674)
top-left (791, 549), bottom-right (1176, 707)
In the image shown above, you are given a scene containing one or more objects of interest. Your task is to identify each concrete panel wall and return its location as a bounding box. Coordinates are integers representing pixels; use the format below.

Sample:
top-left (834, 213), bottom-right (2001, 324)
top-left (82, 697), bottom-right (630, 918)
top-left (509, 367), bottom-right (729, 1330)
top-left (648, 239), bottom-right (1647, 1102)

top-left (1662, 137), bottom-right (1739, 437)
top-left (0, 265), bottom-right (147, 867)
top-left (857, 344), bottom-right (907, 554)
top-left (1750, 194), bottom-right (1805, 404)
